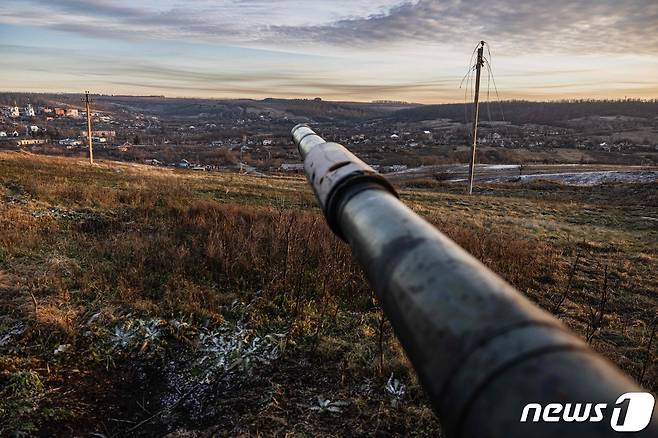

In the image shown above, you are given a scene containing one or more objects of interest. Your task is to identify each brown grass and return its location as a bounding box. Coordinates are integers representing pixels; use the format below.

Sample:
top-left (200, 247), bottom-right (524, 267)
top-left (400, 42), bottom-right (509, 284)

top-left (0, 151), bottom-right (655, 435)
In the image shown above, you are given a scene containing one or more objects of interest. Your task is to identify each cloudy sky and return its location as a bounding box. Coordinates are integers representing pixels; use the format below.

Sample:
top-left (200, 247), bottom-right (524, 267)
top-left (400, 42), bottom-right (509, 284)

top-left (1, 0), bottom-right (657, 102)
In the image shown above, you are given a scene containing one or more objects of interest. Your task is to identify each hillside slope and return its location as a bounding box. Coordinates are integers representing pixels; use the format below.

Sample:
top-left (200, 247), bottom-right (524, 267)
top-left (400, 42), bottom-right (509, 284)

top-left (0, 152), bottom-right (656, 436)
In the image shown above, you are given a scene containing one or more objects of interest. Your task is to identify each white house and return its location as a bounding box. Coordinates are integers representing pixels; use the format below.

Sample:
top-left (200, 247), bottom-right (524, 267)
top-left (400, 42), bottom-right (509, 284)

top-left (0, 131), bottom-right (6, 137)
top-left (29, 125), bottom-right (39, 133)
top-left (58, 138), bottom-right (81, 146)
top-left (23, 104), bottom-right (35, 118)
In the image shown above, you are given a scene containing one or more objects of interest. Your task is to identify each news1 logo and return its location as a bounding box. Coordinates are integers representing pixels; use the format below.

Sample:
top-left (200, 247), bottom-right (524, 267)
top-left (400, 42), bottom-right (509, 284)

top-left (520, 392), bottom-right (655, 432)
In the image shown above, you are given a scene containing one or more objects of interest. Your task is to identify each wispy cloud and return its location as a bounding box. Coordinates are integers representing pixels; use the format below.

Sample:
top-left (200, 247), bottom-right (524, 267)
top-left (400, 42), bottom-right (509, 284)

top-left (1, 0), bottom-right (657, 101)
top-left (3, 0), bottom-right (657, 54)
top-left (271, 0), bottom-right (658, 54)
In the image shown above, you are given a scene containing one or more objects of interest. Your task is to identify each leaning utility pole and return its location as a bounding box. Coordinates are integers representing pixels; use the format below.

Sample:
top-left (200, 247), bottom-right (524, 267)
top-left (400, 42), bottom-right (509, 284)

top-left (84, 91), bottom-right (94, 164)
top-left (467, 41), bottom-right (485, 195)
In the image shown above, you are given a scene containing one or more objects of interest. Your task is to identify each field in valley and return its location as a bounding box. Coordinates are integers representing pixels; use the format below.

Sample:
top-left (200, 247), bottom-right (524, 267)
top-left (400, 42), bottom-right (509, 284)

top-left (0, 151), bottom-right (656, 436)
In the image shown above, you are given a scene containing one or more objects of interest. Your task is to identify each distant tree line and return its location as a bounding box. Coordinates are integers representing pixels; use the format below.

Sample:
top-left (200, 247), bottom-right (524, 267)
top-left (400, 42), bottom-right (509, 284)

top-left (388, 99), bottom-right (658, 125)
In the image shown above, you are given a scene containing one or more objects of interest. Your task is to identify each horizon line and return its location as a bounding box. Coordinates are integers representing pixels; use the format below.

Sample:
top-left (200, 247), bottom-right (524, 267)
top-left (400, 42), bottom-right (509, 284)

top-left (1, 90), bottom-right (658, 106)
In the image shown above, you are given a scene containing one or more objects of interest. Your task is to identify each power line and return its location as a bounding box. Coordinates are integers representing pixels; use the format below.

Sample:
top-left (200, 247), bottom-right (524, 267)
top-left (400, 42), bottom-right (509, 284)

top-left (460, 43), bottom-right (480, 124)
top-left (482, 45), bottom-right (505, 122)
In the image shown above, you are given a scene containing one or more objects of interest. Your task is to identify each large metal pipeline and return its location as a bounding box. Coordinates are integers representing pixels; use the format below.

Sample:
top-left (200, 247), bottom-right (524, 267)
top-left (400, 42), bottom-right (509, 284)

top-left (291, 124), bottom-right (657, 438)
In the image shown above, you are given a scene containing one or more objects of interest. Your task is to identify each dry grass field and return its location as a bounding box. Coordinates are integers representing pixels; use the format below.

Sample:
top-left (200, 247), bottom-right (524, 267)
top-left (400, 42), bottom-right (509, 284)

top-left (0, 151), bottom-right (656, 436)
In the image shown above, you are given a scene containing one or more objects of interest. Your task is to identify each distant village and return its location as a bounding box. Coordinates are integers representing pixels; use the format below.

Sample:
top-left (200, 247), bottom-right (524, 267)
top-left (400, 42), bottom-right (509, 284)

top-left (0, 103), bottom-right (111, 147)
top-left (1, 97), bottom-right (656, 173)
top-left (0, 101), bottom-right (434, 172)
top-left (0, 102), bottom-right (280, 172)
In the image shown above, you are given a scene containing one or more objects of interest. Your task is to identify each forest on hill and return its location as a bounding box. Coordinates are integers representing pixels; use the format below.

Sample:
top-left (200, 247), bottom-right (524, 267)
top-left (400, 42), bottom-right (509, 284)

top-left (4, 94), bottom-right (657, 125)
top-left (387, 99), bottom-right (658, 125)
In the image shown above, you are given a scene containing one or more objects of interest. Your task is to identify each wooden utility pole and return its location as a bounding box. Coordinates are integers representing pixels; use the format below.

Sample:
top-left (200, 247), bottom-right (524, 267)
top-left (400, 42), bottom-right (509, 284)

top-left (467, 41), bottom-right (485, 195)
top-left (84, 91), bottom-right (94, 164)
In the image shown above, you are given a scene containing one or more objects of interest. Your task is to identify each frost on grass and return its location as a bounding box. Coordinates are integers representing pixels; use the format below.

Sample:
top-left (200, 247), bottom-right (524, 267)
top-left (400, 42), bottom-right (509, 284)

top-left (108, 318), bottom-right (166, 353)
top-left (197, 324), bottom-right (285, 377)
top-left (0, 321), bottom-right (26, 348)
top-left (156, 320), bottom-right (286, 418)
top-left (53, 344), bottom-right (71, 355)
top-left (386, 373), bottom-right (406, 407)
top-left (31, 206), bottom-right (113, 223)
top-left (99, 302), bottom-right (286, 376)
top-left (74, 303), bottom-right (288, 424)
top-left (359, 378), bottom-right (375, 397)
top-left (109, 321), bottom-right (140, 349)
top-left (310, 396), bottom-right (350, 414)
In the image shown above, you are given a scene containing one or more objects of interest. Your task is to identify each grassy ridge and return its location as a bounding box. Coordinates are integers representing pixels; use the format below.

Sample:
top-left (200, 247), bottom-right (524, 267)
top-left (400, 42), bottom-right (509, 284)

top-left (0, 152), bottom-right (655, 435)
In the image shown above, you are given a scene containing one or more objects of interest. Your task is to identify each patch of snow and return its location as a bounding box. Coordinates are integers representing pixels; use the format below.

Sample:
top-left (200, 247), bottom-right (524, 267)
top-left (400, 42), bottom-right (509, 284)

top-left (386, 373), bottom-right (406, 407)
top-left (0, 321), bottom-right (26, 347)
top-left (481, 164), bottom-right (520, 170)
top-left (515, 170), bottom-right (658, 186)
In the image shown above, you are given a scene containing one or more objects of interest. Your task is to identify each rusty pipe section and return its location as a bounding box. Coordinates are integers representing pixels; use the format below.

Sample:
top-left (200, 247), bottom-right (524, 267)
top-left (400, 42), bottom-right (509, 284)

top-left (291, 124), bottom-right (656, 438)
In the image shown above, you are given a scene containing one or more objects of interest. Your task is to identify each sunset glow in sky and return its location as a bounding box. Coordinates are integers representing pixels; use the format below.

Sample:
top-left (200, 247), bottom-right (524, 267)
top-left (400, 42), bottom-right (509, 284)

top-left (1, 0), bottom-right (657, 103)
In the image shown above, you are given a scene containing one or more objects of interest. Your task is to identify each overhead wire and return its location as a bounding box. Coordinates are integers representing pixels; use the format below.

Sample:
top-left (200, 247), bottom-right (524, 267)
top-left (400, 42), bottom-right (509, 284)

top-left (460, 43), bottom-right (480, 124)
top-left (482, 41), bottom-right (505, 122)
top-left (484, 42), bottom-right (492, 126)
top-left (459, 42), bottom-right (481, 87)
